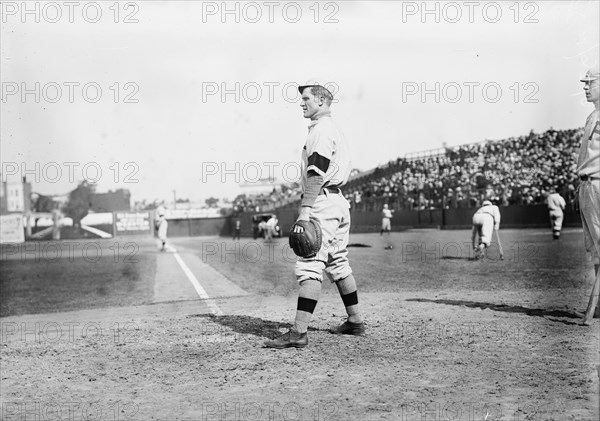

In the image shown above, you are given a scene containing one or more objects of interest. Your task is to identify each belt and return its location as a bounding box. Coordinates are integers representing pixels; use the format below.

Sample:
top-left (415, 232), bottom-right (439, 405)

top-left (580, 174), bottom-right (600, 181)
top-left (319, 186), bottom-right (341, 195)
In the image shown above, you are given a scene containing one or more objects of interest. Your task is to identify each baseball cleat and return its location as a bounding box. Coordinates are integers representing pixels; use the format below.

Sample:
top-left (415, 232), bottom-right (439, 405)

top-left (263, 328), bottom-right (308, 349)
top-left (329, 320), bottom-right (365, 336)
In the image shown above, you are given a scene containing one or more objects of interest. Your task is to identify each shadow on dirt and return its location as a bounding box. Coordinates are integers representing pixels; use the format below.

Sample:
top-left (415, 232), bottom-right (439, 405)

top-left (186, 314), bottom-right (330, 339)
top-left (440, 256), bottom-right (474, 261)
top-left (406, 298), bottom-right (583, 319)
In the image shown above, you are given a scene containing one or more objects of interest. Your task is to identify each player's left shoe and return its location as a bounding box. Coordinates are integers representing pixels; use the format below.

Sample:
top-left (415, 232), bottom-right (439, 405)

top-left (263, 328), bottom-right (308, 349)
top-left (329, 320), bottom-right (365, 336)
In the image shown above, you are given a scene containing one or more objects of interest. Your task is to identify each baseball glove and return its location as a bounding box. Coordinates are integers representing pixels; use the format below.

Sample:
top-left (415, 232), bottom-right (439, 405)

top-left (289, 219), bottom-right (322, 258)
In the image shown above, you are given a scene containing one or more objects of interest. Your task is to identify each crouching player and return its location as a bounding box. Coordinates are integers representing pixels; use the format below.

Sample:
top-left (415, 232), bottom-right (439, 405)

top-left (471, 200), bottom-right (504, 260)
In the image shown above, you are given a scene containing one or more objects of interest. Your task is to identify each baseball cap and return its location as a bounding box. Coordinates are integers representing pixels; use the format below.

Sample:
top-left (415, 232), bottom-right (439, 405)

top-left (298, 78), bottom-right (334, 96)
top-left (482, 200), bottom-right (492, 206)
top-left (580, 66), bottom-right (600, 82)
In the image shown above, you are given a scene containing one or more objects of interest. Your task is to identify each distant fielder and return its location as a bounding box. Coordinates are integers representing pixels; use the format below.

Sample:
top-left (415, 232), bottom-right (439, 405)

top-left (233, 219), bottom-right (241, 241)
top-left (265, 215), bottom-right (278, 240)
top-left (471, 200), bottom-right (504, 260)
top-left (155, 206), bottom-right (176, 253)
top-left (578, 66), bottom-right (600, 326)
top-left (380, 204), bottom-right (394, 235)
top-left (546, 187), bottom-right (566, 240)
top-left (264, 78), bottom-right (365, 349)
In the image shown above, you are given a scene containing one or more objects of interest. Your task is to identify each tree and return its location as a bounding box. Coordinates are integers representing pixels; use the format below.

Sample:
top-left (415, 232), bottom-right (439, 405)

top-left (32, 193), bottom-right (56, 213)
top-left (205, 197), bottom-right (219, 208)
top-left (63, 181), bottom-right (95, 232)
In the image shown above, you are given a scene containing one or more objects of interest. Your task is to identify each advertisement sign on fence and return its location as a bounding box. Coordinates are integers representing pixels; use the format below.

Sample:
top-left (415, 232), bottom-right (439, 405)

top-left (114, 212), bottom-right (151, 235)
top-left (0, 214), bottom-right (25, 244)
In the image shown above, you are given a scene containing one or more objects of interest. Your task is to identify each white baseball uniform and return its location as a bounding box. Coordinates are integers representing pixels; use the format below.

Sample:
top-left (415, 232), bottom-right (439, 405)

top-left (546, 192), bottom-right (566, 234)
top-left (381, 208), bottom-right (392, 231)
top-left (265, 216), bottom-right (278, 239)
top-left (295, 113), bottom-right (352, 283)
top-left (472, 204), bottom-right (501, 246)
top-left (577, 110), bottom-right (600, 263)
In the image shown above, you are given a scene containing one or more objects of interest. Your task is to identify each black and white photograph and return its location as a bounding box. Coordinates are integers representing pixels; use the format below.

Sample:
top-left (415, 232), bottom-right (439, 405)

top-left (1, 1), bottom-right (599, 420)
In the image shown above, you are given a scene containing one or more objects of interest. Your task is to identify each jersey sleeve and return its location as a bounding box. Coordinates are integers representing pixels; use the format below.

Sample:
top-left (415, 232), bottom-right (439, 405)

top-left (306, 125), bottom-right (335, 177)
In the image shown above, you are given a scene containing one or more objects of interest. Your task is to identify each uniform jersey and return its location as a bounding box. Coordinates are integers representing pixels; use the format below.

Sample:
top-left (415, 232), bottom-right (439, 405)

top-left (546, 193), bottom-right (566, 212)
top-left (301, 114), bottom-right (351, 192)
top-left (473, 204), bottom-right (501, 230)
top-left (577, 110), bottom-right (600, 178)
top-left (382, 209), bottom-right (393, 219)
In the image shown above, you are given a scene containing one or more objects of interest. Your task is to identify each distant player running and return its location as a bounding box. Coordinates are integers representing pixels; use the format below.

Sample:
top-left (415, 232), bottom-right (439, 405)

top-left (546, 187), bottom-right (566, 240)
top-left (471, 200), bottom-right (504, 260)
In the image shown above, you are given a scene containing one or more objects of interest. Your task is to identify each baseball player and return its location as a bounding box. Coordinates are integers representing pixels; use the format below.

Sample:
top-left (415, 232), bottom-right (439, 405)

top-left (471, 200), bottom-right (504, 260)
top-left (232, 219), bottom-right (241, 241)
top-left (578, 66), bottom-right (600, 326)
top-left (264, 78), bottom-right (365, 349)
top-left (546, 187), bottom-right (566, 240)
top-left (265, 215), bottom-right (278, 240)
top-left (257, 220), bottom-right (267, 239)
top-left (381, 204), bottom-right (393, 235)
top-left (155, 206), bottom-right (176, 252)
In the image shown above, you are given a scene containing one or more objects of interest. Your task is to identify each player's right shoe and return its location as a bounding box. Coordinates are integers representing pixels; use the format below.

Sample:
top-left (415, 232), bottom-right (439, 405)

top-left (263, 328), bottom-right (308, 349)
top-left (329, 320), bottom-right (366, 336)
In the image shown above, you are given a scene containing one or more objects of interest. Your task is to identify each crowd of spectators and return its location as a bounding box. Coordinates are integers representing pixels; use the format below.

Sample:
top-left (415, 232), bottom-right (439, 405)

top-left (230, 128), bottom-right (583, 213)
top-left (232, 184), bottom-right (300, 213)
top-left (344, 128), bottom-right (582, 211)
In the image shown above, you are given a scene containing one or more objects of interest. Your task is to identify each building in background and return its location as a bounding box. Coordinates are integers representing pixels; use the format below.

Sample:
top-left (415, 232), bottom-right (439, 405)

top-left (90, 189), bottom-right (131, 212)
top-left (0, 177), bottom-right (32, 214)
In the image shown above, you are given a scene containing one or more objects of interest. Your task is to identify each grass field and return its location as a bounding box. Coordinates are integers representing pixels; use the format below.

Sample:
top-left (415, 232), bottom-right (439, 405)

top-left (1, 229), bottom-right (598, 420)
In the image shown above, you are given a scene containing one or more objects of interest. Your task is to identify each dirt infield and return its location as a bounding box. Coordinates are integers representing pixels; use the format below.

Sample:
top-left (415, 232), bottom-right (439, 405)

top-left (1, 230), bottom-right (599, 420)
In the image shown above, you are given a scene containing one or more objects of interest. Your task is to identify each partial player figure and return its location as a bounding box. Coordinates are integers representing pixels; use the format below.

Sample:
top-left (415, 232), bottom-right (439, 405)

top-left (380, 204), bottom-right (394, 236)
top-left (233, 219), bottom-right (241, 241)
top-left (577, 66), bottom-right (600, 326)
top-left (471, 200), bottom-right (504, 260)
top-left (154, 206), bottom-right (176, 253)
top-left (545, 186), bottom-right (566, 240)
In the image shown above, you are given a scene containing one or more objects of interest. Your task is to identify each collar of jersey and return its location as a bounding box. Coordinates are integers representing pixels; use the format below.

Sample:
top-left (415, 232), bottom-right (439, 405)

top-left (308, 112), bottom-right (332, 128)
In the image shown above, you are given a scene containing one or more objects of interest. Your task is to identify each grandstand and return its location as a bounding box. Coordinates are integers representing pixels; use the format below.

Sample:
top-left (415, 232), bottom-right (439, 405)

top-left (230, 127), bottom-right (582, 214)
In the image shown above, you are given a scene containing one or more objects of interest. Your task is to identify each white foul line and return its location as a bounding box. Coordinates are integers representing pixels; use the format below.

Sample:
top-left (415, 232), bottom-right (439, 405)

top-left (173, 253), bottom-right (223, 316)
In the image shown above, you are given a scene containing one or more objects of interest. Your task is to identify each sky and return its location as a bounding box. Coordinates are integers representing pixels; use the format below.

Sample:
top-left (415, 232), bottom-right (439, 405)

top-left (1, 0), bottom-right (599, 204)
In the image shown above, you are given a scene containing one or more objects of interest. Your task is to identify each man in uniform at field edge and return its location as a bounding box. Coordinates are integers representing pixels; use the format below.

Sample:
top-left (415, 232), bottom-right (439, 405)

top-left (578, 65), bottom-right (600, 326)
